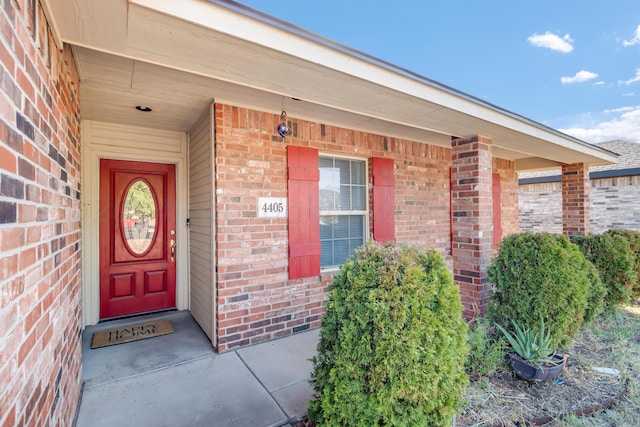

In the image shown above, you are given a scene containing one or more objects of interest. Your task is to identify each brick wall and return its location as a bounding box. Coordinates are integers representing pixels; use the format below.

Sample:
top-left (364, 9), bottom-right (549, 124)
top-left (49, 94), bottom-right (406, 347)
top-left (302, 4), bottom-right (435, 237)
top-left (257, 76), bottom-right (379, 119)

top-left (520, 176), bottom-right (640, 234)
top-left (562, 163), bottom-right (590, 236)
top-left (450, 136), bottom-right (494, 318)
top-left (1, 1), bottom-right (82, 426)
top-left (213, 104), bottom-right (456, 351)
top-left (493, 158), bottom-right (518, 238)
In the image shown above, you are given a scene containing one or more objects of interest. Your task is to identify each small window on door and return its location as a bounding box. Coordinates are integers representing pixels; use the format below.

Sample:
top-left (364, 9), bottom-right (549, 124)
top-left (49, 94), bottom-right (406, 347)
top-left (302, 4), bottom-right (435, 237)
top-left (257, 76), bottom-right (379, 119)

top-left (319, 155), bottom-right (368, 269)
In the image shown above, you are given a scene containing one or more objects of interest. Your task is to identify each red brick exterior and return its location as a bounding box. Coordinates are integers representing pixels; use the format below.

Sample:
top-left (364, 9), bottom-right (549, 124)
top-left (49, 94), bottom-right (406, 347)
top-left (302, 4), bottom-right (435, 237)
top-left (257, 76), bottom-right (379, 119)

top-left (0, 1), bottom-right (82, 426)
top-left (451, 136), bottom-right (494, 318)
top-left (562, 163), bottom-right (590, 236)
top-left (493, 157), bottom-right (518, 239)
top-left (213, 104), bottom-right (456, 351)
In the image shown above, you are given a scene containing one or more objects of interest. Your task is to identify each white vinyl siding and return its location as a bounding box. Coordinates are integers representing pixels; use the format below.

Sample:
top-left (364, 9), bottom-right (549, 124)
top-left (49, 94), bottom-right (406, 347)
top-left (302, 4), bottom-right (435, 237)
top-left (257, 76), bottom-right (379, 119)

top-left (188, 105), bottom-right (216, 343)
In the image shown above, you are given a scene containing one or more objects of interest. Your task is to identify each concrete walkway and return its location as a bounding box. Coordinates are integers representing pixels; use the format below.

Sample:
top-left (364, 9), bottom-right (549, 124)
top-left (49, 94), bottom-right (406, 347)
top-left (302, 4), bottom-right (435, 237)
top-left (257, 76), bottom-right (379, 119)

top-left (75, 311), bottom-right (319, 427)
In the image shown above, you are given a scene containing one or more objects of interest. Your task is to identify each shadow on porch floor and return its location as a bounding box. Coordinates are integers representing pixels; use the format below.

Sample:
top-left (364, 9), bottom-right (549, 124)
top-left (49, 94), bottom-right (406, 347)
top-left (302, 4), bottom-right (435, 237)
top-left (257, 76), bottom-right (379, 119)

top-left (76, 311), bottom-right (319, 427)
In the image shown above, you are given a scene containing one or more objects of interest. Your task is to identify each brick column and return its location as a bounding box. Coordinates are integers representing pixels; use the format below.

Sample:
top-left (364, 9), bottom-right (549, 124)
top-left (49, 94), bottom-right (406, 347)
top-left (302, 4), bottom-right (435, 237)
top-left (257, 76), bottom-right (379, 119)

top-left (562, 163), bottom-right (590, 236)
top-left (451, 136), bottom-right (495, 318)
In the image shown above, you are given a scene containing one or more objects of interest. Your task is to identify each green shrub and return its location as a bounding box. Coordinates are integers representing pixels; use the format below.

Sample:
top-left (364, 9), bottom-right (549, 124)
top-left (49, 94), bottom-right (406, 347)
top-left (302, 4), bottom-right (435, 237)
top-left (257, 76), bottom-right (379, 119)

top-left (582, 259), bottom-right (607, 323)
top-left (465, 317), bottom-right (508, 377)
top-left (308, 241), bottom-right (468, 427)
top-left (487, 232), bottom-right (590, 348)
top-left (571, 234), bottom-right (637, 310)
top-left (606, 229), bottom-right (640, 298)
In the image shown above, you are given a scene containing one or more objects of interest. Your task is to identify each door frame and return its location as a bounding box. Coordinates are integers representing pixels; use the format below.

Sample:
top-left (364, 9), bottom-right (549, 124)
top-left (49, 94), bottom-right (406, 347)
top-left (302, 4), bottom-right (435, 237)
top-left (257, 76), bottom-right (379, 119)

top-left (81, 120), bottom-right (190, 327)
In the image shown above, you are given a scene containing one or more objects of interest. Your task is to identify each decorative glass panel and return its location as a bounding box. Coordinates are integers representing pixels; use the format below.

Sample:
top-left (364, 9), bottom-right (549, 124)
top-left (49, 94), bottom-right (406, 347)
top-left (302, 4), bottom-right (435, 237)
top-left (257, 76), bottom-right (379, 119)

top-left (122, 180), bottom-right (157, 255)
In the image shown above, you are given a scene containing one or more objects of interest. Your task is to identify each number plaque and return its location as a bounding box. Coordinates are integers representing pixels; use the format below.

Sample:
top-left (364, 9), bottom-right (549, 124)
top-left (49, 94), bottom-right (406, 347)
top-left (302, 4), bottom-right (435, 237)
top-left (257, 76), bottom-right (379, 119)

top-left (257, 197), bottom-right (287, 218)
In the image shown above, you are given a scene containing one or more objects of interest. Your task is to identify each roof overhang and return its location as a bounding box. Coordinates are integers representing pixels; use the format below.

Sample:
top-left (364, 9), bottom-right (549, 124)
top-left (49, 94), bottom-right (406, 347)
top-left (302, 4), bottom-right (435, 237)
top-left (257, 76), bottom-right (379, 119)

top-left (41, 0), bottom-right (617, 170)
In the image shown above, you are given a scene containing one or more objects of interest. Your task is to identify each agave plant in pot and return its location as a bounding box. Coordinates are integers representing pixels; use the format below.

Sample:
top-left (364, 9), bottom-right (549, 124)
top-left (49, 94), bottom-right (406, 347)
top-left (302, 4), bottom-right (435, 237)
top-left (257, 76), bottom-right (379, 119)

top-left (496, 316), bottom-right (568, 382)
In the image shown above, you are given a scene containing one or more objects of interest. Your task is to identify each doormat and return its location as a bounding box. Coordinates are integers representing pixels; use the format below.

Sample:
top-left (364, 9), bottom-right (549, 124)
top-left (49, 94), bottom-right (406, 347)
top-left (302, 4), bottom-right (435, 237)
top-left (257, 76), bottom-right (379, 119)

top-left (91, 319), bottom-right (174, 349)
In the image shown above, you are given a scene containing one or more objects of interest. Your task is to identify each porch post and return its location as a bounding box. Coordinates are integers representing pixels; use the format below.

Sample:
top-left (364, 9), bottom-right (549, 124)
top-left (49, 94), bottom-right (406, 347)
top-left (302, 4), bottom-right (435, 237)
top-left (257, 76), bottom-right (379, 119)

top-left (562, 163), bottom-right (590, 236)
top-left (451, 135), bottom-right (494, 319)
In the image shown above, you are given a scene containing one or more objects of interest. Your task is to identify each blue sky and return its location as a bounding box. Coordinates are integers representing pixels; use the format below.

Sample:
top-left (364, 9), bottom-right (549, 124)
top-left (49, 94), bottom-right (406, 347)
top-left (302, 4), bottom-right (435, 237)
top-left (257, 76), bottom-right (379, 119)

top-left (238, 1), bottom-right (640, 144)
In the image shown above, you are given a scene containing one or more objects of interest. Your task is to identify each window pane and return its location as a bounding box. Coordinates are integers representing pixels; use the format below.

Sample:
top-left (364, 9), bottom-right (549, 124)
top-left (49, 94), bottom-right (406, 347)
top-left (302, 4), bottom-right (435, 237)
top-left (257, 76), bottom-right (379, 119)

top-left (350, 216), bottom-right (364, 238)
top-left (349, 238), bottom-right (363, 254)
top-left (351, 161), bottom-right (365, 185)
top-left (339, 185), bottom-right (351, 211)
top-left (319, 165), bottom-right (339, 210)
top-left (334, 215), bottom-right (349, 238)
top-left (334, 239), bottom-right (350, 265)
top-left (336, 159), bottom-right (350, 184)
top-left (352, 186), bottom-right (366, 210)
top-left (320, 215), bottom-right (333, 240)
top-left (321, 240), bottom-right (333, 267)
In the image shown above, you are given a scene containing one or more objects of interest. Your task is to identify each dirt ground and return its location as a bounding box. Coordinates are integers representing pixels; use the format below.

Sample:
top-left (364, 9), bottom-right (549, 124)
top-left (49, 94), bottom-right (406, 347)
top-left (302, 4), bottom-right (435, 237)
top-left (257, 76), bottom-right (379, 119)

top-left (294, 300), bottom-right (640, 426)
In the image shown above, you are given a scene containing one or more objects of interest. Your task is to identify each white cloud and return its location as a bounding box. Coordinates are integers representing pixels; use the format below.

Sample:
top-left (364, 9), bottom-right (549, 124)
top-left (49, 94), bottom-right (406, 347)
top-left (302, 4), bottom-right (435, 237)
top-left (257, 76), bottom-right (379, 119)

top-left (604, 106), bottom-right (635, 113)
top-left (559, 106), bottom-right (640, 143)
top-left (527, 32), bottom-right (574, 53)
top-left (560, 70), bottom-right (599, 84)
top-left (619, 68), bottom-right (640, 86)
top-left (623, 92), bottom-right (636, 97)
top-left (623, 25), bottom-right (640, 46)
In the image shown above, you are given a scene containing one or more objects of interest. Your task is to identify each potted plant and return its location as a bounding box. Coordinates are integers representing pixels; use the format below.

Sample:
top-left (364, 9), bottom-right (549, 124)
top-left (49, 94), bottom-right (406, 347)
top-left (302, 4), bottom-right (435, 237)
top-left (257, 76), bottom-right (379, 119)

top-left (496, 316), bottom-right (568, 382)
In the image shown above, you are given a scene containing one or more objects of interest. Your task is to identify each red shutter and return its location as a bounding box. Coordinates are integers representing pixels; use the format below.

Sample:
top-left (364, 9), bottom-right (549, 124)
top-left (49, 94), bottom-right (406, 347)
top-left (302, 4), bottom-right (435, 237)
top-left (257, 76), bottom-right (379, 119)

top-left (492, 172), bottom-right (502, 250)
top-left (287, 146), bottom-right (320, 279)
top-left (372, 157), bottom-right (395, 243)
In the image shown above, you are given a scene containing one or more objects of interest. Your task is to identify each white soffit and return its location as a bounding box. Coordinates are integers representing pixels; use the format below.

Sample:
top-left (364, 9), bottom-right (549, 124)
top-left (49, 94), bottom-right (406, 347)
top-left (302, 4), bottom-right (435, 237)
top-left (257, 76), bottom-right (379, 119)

top-left (44, 0), bottom-right (616, 168)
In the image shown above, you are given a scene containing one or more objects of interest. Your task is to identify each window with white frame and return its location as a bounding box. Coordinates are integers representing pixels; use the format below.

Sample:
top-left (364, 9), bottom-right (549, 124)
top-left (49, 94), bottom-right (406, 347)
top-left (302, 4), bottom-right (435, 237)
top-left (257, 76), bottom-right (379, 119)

top-left (319, 155), bottom-right (368, 269)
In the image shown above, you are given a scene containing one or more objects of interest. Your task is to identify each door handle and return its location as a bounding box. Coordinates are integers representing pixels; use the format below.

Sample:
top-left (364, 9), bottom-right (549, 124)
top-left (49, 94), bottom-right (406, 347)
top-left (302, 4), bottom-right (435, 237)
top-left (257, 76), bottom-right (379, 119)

top-left (170, 239), bottom-right (176, 262)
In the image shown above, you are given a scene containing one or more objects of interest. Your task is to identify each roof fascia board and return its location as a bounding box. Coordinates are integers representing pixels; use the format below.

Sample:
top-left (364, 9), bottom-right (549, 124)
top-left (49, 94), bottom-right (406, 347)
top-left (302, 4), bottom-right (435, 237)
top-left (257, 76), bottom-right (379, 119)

top-left (519, 167), bottom-right (640, 185)
top-left (130, 0), bottom-right (616, 164)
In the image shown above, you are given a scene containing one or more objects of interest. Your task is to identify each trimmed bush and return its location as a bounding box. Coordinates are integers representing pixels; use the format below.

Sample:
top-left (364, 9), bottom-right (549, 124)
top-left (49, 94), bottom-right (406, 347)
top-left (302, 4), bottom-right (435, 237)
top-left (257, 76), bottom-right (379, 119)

top-left (487, 232), bottom-right (590, 348)
top-left (582, 259), bottom-right (607, 323)
top-left (606, 229), bottom-right (640, 298)
top-left (571, 234), bottom-right (637, 310)
top-left (309, 241), bottom-right (468, 427)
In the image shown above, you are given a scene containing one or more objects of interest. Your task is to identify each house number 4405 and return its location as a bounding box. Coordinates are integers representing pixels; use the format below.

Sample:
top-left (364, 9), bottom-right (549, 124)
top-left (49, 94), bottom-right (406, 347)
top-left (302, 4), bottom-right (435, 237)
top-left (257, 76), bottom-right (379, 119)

top-left (257, 197), bottom-right (287, 218)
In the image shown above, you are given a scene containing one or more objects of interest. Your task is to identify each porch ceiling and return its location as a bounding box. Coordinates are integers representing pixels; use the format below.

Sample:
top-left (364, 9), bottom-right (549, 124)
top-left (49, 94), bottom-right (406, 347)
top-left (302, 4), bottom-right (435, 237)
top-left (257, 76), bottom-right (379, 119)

top-left (42, 0), bottom-right (617, 170)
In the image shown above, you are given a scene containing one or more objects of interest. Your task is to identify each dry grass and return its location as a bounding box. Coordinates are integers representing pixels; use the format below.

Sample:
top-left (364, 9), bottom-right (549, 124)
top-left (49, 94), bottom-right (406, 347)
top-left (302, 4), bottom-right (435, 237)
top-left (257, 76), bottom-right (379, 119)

top-left (294, 300), bottom-right (640, 427)
top-left (459, 299), bottom-right (640, 426)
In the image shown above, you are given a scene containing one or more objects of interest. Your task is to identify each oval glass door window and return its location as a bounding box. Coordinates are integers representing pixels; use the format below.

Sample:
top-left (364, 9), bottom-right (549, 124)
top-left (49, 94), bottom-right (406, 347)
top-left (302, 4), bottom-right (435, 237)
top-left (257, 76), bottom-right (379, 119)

top-left (122, 180), bottom-right (157, 255)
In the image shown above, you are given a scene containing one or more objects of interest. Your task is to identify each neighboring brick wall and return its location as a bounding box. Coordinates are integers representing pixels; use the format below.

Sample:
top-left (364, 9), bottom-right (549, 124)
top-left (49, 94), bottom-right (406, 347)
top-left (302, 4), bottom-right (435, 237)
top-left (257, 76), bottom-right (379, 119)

top-left (1, 1), bottom-right (82, 426)
top-left (213, 104), bottom-right (455, 351)
top-left (591, 176), bottom-right (640, 233)
top-left (519, 182), bottom-right (563, 233)
top-left (519, 176), bottom-right (640, 234)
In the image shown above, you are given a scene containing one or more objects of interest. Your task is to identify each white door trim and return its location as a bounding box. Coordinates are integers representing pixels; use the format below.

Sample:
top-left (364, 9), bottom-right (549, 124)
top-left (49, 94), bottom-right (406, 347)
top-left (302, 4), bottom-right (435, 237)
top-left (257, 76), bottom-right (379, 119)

top-left (81, 120), bottom-right (189, 327)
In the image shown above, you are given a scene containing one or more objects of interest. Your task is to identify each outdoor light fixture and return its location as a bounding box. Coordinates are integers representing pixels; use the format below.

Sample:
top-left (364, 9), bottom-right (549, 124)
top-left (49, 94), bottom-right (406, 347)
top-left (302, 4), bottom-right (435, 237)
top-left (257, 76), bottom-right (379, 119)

top-left (277, 110), bottom-right (290, 142)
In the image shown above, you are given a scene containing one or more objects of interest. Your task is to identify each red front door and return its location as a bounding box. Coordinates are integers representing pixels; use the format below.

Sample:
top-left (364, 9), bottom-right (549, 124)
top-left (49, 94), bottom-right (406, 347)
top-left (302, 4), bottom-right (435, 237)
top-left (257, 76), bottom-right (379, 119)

top-left (99, 159), bottom-right (177, 319)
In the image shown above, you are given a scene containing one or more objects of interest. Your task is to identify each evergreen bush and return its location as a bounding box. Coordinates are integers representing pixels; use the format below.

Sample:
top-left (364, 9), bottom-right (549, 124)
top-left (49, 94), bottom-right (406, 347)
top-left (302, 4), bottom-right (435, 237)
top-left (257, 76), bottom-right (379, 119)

top-left (487, 232), bottom-right (590, 348)
top-left (582, 259), bottom-right (607, 323)
top-left (606, 229), bottom-right (640, 298)
top-left (308, 241), bottom-right (468, 427)
top-left (571, 234), bottom-right (637, 310)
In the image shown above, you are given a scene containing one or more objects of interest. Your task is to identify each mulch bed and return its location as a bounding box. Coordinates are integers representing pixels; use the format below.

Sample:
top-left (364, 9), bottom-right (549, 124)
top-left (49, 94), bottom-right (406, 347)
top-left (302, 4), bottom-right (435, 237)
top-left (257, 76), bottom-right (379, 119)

top-left (292, 343), bottom-right (628, 427)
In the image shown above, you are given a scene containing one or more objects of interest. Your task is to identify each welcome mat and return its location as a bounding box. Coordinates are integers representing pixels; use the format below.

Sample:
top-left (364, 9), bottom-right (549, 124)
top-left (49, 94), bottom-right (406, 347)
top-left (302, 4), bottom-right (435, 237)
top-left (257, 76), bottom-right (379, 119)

top-left (91, 319), bottom-right (174, 349)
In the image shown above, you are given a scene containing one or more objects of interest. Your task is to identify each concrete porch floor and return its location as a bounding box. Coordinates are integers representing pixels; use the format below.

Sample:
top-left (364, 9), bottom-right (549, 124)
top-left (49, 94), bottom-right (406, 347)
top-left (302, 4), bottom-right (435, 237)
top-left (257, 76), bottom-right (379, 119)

top-left (75, 311), bottom-right (319, 427)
